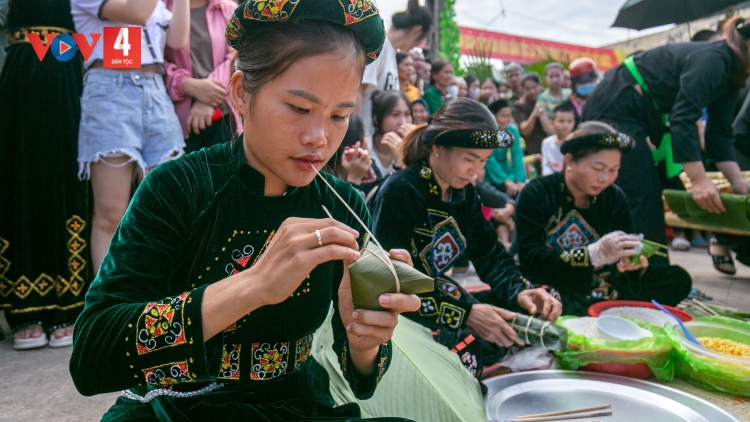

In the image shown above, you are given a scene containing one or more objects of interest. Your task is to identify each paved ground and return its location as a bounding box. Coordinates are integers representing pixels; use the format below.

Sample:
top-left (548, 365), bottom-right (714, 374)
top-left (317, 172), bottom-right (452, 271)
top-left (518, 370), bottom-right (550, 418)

top-left (1, 248), bottom-right (749, 421)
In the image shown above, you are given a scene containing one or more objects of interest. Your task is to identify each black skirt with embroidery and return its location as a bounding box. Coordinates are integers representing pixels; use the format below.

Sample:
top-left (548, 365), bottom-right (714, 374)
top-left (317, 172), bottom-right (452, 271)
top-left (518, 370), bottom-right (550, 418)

top-left (0, 0), bottom-right (92, 331)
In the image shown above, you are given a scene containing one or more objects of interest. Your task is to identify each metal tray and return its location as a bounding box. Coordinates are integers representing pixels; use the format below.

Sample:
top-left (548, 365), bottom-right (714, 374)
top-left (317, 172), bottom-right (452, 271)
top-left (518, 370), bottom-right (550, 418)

top-left (485, 370), bottom-right (739, 422)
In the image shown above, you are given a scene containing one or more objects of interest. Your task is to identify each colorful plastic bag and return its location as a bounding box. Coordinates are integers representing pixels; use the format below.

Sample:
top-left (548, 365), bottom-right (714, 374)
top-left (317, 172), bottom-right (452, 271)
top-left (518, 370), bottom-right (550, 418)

top-left (665, 316), bottom-right (750, 396)
top-left (554, 316), bottom-right (674, 380)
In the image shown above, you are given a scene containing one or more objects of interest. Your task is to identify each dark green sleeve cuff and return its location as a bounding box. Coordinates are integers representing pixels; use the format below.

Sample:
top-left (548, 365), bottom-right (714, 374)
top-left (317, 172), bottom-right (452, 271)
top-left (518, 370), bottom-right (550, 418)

top-left (339, 340), bottom-right (392, 400)
top-left (133, 284), bottom-right (224, 387)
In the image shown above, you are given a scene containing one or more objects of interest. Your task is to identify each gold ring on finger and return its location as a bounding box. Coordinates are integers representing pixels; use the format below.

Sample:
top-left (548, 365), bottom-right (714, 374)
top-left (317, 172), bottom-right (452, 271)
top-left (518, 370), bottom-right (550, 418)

top-left (315, 229), bottom-right (323, 248)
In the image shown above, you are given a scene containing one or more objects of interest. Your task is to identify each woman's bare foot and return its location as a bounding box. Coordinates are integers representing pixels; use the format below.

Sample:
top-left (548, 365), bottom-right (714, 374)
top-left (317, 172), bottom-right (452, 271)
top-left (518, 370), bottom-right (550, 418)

top-left (52, 325), bottom-right (74, 339)
top-left (14, 324), bottom-right (43, 340)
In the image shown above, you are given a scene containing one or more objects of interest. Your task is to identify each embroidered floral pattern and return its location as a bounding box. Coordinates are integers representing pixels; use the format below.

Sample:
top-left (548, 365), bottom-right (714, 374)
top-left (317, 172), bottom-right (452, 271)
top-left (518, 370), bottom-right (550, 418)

top-left (419, 297), bottom-right (438, 316)
top-left (219, 344), bottom-right (242, 380)
top-left (438, 303), bottom-right (465, 329)
top-left (419, 218), bottom-right (467, 277)
top-left (461, 351), bottom-right (478, 377)
top-left (294, 335), bottom-right (313, 371)
top-left (339, 0), bottom-right (379, 25)
top-left (142, 361), bottom-right (193, 386)
top-left (136, 293), bottom-right (188, 355)
top-left (251, 342), bottom-right (289, 380)
top-left (244, 0), bottom-right (300, 21)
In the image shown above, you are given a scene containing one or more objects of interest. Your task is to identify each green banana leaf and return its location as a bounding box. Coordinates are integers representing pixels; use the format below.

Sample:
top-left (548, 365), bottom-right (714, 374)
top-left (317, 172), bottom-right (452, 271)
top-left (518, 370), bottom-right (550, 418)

top-left (313, 306), bottom-right (486, 422)
top-left (349, 234), bottom-right (434, 311)
top-left (630, 239), bottom-right (668, 266)
top-left (663, 189), bottom-right (750, 233)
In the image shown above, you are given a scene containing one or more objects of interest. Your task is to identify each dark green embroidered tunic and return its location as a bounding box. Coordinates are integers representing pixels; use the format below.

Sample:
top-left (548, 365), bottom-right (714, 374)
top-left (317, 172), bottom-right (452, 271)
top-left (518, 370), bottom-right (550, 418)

top-left (515, 172), bottom-right (691, 316)
top-left (69, 140), bottom-right (394, 421)
top-left (371, 160), bottom-right (529, 331)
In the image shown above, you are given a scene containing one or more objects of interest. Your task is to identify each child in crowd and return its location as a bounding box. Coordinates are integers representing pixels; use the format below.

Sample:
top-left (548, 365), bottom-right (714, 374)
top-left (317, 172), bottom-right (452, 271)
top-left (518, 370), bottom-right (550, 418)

top-left (536, 62), bottom-right (572, 134)
top-left (541, 103), bottom-right (577, 176)
top-left (485, 99), bottom-right (526, 197)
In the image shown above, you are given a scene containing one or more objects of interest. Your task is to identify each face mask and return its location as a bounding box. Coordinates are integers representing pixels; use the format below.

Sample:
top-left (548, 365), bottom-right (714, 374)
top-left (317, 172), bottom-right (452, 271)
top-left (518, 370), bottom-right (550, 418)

top-left (446, 85), bottom-right (459, 99)
top-left (469, 87), bottom-right (481, 99)
top-left (576, 82), bottom-right (597, 97)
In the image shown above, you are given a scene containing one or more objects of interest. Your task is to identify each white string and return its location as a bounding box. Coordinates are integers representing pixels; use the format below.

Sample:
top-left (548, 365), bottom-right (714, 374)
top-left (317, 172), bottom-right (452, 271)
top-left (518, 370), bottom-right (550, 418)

top-left (311, 165), bottom-right (401, 293)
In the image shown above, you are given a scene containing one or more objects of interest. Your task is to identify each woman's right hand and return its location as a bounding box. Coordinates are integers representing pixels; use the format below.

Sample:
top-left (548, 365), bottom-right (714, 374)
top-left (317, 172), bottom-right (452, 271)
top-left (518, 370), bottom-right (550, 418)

top-left (588, 231), bottom-right (641, 267)
top-left (466, 304), bottom-right (523, 348)
top-left (341, 142), bottom-right (373, 183)
top-left (249, 218), bottom-right (361, 306)
top-left (504, 180), bottom-right (520, 196)
top-left (380, 132), bottom-right (405, 166)
top-left (691, 176), bottom-right (726, 214)
top-left (184, 78), bottom-right (226, 108)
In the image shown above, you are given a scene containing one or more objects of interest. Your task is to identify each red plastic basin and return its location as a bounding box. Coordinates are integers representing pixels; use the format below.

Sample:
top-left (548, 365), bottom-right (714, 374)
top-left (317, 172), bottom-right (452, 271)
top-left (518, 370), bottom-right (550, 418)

top-left (588, 300), bottom-right (692, 322)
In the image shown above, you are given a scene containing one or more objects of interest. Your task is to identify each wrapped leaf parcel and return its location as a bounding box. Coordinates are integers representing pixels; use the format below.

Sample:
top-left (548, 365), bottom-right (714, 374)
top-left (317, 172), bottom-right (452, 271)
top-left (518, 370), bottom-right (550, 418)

top-left (349, 234), bottom-right (434, 311)
top-left (509, 313), bottom-right (568, 351)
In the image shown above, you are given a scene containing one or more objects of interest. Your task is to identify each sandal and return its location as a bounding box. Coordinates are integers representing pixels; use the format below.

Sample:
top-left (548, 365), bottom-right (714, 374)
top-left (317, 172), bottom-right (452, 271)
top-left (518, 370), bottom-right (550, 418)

top-left (13, 323), bottom-right (48, 350)
top-left (709, 239), bottom-right (737, 276)
top-left (691, 236), bottom-right (709, 248)
top-left (48, 322), bottom-right (74, 348)
top-left (671, 237), bottom-right (691, 251)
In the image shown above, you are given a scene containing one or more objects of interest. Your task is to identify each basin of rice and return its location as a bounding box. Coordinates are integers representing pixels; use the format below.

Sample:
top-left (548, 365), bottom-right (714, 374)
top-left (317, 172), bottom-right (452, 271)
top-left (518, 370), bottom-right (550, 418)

top-left (600, 306), bottom-right (678, 327)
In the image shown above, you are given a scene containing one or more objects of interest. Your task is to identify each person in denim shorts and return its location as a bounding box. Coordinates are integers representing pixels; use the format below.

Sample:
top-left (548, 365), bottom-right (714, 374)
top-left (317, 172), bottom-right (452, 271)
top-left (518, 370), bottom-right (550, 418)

top-left (71, 0), bottom-right (190, 273)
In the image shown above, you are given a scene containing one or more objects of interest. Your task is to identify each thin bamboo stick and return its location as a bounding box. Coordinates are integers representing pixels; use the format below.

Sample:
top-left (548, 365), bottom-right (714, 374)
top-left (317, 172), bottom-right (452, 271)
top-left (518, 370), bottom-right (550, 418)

top-left (691, 298), bottom-right (719, 316)
top-left (516, 404), bottom-right (611, 419)
top-left (508, 411), bottom-right (613, 422)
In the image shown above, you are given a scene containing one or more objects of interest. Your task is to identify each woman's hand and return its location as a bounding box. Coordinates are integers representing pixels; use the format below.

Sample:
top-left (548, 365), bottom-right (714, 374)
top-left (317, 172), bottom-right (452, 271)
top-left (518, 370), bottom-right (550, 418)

top-left (616, 255), bottom-right (648, 273)
top-left (504, 180), bottom-right (520, 196)
top-left (184, 78), bottom-right (226, 107)
top-left (396, 122), bottom-right (417, 139)
top-left (691, 176), bottom-right (725, 214)
top-left (588, 231), bottom-right (641, 267)
top-left (467, 304), bottom-right (523, 348)
top-left (338, 249), bottom-right (420, 374)
top-left (252, 218), bottom-right (361, 306)
top-left (380, 132), bottom-right (405, 167)
top-left (517, 288), bottom-right (562, 322)
top-left (341, 142), bottom-right (373, 184)
top-left (187, 101), bottom-right (215, 135)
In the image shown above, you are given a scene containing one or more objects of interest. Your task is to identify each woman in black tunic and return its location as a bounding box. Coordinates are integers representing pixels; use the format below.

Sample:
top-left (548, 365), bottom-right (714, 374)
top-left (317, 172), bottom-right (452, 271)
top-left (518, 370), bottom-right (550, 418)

top-left (515, 122), bottom-right (692, 316)
top-left (583, 18), bottom-right (750, 251)
top-left (371, 98), bottom-right (562, 376)
top-left (0, 0), bottom-right (92, 349)
top-left (69, 1), bottom-right (420, 420)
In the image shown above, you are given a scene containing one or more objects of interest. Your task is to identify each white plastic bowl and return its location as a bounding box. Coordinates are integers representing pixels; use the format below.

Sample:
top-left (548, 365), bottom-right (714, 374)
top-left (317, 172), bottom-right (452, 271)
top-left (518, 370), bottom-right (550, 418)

top-left (597, 315), bottom-right (653, 341)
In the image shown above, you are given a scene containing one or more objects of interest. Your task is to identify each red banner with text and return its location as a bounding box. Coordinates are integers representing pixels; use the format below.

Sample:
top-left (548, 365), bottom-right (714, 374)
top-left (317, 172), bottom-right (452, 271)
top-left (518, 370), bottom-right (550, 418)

top-left (459, 27), bottom-right (625, 70)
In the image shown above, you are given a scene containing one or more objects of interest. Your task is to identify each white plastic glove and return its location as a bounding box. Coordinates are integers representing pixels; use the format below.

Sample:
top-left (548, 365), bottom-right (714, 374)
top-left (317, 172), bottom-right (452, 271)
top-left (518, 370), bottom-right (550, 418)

top-left (587, 231), bottom-right (641, 268)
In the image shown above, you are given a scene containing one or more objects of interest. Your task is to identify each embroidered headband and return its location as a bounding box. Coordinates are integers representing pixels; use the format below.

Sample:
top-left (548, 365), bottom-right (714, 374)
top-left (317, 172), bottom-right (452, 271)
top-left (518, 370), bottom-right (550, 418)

top-left (421, 129), bottom-right (514, 149)
top-left (560, 132), bottom-right (635, 155)
top-left (225, 0), bottom-right (386, 64)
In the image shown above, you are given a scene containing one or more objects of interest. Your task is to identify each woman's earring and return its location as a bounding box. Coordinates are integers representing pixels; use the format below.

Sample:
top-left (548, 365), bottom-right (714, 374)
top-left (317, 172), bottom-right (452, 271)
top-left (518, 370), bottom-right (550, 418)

top-left (435, 153), bottom-right (439, 158)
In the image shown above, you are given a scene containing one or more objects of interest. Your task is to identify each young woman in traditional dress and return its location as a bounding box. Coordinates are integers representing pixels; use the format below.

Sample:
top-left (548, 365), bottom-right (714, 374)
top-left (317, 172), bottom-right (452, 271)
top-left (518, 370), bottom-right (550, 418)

top-left (70, 1), bottom-right (419, 420)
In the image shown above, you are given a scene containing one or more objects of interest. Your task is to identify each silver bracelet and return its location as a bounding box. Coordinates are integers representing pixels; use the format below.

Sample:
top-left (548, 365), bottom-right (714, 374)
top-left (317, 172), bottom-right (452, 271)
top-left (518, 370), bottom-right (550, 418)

top-left (121, 382), bottom-right (224, 403)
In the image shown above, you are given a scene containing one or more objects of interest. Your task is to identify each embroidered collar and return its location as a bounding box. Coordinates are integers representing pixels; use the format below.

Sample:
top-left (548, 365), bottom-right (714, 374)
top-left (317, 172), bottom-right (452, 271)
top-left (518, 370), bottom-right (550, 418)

top-left (556, 172), bottom-right (597, 208)
top-left (231, 138), bottom-right (300, 197)
top-left (417, 160), bottom-right (466, 205)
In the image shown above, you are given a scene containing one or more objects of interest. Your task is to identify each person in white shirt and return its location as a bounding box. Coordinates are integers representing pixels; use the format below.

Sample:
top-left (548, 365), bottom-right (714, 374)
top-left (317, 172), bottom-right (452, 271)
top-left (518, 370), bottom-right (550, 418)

top-left (360, 0), bottom-right (431, 136)
top-left (541, 103), bottom-right (577, 176)
top-left (71, 0), bottom-right (189, 273)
